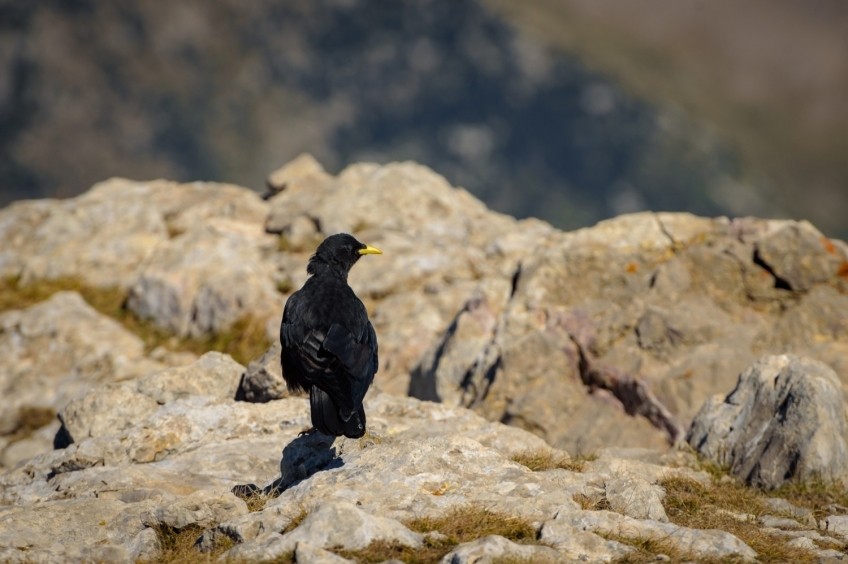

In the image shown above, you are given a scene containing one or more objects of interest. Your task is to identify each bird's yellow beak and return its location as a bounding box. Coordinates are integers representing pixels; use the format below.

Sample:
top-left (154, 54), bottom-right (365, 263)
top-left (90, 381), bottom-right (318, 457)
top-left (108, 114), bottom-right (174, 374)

top-left (358, 244), bottom-right (383, 256)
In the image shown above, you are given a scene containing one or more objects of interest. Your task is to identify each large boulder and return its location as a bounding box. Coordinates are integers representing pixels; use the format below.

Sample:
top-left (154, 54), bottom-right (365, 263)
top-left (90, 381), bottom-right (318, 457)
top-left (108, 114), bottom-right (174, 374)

top-left (687, 355), bottom-right (848, 489)
top-left (410, 211), bottom-right (848, 453)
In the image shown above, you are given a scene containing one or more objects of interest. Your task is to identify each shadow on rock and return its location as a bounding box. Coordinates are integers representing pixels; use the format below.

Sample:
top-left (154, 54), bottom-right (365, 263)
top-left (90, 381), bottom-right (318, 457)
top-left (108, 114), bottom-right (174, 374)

top-left (232, 431), bottom-right (341, 500)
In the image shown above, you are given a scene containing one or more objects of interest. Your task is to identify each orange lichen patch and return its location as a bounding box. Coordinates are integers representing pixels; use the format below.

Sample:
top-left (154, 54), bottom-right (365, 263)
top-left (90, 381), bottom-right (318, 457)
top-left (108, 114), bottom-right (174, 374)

top-left (821, 236), bottom-right (837, 255)
top-left (838, 261), bottom-right (848, 279)
top-left (625, 262), bottom-right (639, 273)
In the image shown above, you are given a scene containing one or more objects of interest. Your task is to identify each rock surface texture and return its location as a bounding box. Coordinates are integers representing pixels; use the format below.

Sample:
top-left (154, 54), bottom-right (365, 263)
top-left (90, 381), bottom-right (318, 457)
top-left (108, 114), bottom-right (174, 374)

top-left (0, 353), bottom-right (751, 563)
top-left (1, 157), bottom-right (848, 561)
top-left (688, 354), bottom-right (848, 489)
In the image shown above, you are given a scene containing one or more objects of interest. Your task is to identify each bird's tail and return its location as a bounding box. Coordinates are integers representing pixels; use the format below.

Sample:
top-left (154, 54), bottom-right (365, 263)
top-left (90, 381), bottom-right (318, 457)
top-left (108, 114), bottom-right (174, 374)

top-left (309, 386), bottom-right (366, 439)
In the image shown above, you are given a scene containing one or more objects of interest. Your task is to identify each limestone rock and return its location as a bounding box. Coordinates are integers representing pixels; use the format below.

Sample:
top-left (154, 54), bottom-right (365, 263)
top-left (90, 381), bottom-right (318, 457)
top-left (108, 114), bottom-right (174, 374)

top-left (58, 352), bottom-right (244, 444)
top-left (687, 354), bottom-right (848, 489)
top-left (294, 542), bottom-right (355, 564)
top-left (824, 515), bottom-right (848, 537)
top-left (410, 210), bottom-right (848, 453)
top-left (275, 500), bottom-right (422, 552)
top-left (538, 518), bottom-right (634, 562)
top-left (564, 509), bottom-right (757, 560)
top-left (0, 292), bottom-right (164, 469)
top-left (126, 222), bottom-right (281, 337)
top-left (755, 221), bottom-right (845, 292)
top-left (0, 497), bottom-right (158, 563)
top-left (440, 534), bottom-right (562, 563)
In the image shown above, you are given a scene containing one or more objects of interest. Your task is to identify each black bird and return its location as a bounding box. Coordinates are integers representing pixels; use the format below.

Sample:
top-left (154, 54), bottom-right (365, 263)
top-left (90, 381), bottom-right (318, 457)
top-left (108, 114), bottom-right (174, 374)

top-left (280, 233), bottom-right (382, 438)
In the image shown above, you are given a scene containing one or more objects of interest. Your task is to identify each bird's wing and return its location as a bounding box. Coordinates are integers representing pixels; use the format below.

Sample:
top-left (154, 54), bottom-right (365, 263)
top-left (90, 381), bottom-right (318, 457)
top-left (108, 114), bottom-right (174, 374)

top-left (280, 293), bottom-right (322, 393)
top-left (321, 321), bottom-right (377, 409)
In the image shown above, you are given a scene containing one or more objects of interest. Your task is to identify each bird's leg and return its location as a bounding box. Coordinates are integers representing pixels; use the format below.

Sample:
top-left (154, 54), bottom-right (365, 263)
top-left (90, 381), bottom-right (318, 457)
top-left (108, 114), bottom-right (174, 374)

top-left (298, 426), bottom-right (317, 437)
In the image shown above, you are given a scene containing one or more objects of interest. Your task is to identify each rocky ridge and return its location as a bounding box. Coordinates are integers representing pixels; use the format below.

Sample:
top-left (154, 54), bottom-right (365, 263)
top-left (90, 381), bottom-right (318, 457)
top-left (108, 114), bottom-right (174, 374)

top-left (1, 156), bottom-right (848, 561)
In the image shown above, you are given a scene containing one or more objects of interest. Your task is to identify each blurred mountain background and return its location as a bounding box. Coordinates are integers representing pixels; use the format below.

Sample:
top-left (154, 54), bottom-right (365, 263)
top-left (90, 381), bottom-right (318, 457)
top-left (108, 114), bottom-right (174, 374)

top-left (1, 0), bottom-right (846, 237)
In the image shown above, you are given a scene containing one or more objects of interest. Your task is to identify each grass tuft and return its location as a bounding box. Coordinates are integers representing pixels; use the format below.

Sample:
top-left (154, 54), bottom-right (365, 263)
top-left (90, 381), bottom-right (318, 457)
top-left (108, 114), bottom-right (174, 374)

top-left (511, 450), bottom-right (596, 472)
top-left (661, 476), bottom-right (825, 563)
top-left (600, 533), bottom-right (695, 563)
top-left (337, 505), bottom-right (539, 563)
top-left (144, 524), bottom-right (234, 564)
top-left (573, 492), bottom-right (611, 511)
top-left (773, 479), bottom-right (848, 521)
top-left (281, 506), bottom-right (309, 534)
top-left (0, 276), bottom-right (270, 365)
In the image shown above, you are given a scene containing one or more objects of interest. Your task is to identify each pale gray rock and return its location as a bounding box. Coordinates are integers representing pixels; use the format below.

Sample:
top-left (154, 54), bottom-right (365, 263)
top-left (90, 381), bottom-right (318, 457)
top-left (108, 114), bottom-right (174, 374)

top-left (439, 534), bottom-right (561, 564)
top-left (0, 291), bottom-right (164, 469)
top-left (758, 515), bottom-right (806, 530)
top-left (294, 542), bottom-right (355, 564)
top-left (688, 354), bottom-right (848, 489)
top-left (1, 178), bottom-right (269, 290)
top-left (0, 184), bottom-right (167, 288)
top-left (604, 475), bottom-right (668, 522)
top-left (411, 209), bottom-right (848, 453)
top-left (148, 489), bottom-right (248, 530)
top-left (762, 497), bottom-right (816, 528)
top-left (58, 352), bottom-right (244, 444)
top-left (565, 509), bottom-right (757, 560)
top-left (539, 515), bottom-right (633, 562)
top-left (239, 342), bottom-right (287, 403)
top-left (755, 221), bottom-right (845, 292)
top-left (242, 500), bottom-right (422, 555)
top-left (0, 497), bottom-right (158, 563)
top-left (824, 515), bottom-right (848, 537)
top-left (126, 221), bottom-right (282, 337)
top-left (209, 393), bottom-right (585, 547)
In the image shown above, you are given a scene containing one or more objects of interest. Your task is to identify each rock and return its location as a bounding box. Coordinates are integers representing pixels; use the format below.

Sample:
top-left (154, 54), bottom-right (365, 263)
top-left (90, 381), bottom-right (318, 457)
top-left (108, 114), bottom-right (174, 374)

top-left (274, 500), bottom-right (422, 552)
top-left (410, 209), bottom-right (848, 453)
top-left (538, 517), bottom-right (634, 562)
top-left (604, 475), bottom-right (668, 522)
top-left (0, 497), bottom-right (158, 563)
top-left (58, 352), bottom-right (245, 444)
top-left (294, 542), bottom-right (355, 564)
top-left (755, 221), bottom-right (845, 292)
top-left (0, 187), bottom-right (166, 288)
top-left (687, 354), bottom-right (848, 489)
top-left (126, 222), bottom-right (281, 337)
top-left (0, 292), bottom-right (164, 469)
top-left (147, 489), bottom-right (248, 530)
top-left (758, 515), bottom-right (806, 530)
top-left (762, 497), bottom-right (816, 528)
top-left (440, 534), bottom-right (562, 563)
top-left (7, 158), bottom-right (848, 458)
top-left (238, 342), bottom-right (287, 403)
top-left (824, 515), bottom-right (848, 537)
top-left (564, 509), bottom-right (757, 560)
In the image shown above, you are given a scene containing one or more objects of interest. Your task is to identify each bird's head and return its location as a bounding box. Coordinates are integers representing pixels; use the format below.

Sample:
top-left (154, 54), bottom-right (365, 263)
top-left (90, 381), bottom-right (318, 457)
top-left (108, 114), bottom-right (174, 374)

top-left (307, 233), bottom-right (382, 278)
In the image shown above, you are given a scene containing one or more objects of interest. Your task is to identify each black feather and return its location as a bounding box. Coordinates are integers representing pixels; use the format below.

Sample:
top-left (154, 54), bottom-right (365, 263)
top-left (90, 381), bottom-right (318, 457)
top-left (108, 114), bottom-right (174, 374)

top-left (280, 233), bottom-right (380, 438)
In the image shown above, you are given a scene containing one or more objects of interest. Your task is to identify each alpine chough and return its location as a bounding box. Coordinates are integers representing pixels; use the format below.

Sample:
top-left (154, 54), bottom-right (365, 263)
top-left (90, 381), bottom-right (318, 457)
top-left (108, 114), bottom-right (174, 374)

top-left (280, 233), bottom-right (381, 438)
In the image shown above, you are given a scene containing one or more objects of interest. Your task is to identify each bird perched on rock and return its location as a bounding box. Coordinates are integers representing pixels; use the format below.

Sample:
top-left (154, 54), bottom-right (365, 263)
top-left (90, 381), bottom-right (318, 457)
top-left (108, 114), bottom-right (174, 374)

top-left (280, 233), bottom-right (381, 438)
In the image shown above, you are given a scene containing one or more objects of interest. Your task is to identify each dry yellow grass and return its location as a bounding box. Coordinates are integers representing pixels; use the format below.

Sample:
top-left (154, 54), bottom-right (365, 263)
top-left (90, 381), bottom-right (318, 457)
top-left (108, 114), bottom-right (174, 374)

top-left (337, 505), bottom-right (539, 563)
top-left (0, 276), bottom-right (270, 365)
top-left (144, 524), bottom-right (234, 564)
top-left (661, 476), bottom-right (831, 563)
top-left (511, 449), bottom-right (596, 472)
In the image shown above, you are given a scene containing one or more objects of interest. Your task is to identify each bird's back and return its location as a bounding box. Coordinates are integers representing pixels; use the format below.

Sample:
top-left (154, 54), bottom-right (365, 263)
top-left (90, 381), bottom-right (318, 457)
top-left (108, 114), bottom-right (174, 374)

top-left (280, 273), bottom-right (378, 437)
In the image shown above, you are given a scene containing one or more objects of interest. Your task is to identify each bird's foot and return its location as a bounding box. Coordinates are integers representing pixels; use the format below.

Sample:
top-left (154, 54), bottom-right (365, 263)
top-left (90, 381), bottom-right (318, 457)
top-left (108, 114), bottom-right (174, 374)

top-left (356, 430), bottom-right (383, 447)
top-left (298, 427), bottom-right (317, 437)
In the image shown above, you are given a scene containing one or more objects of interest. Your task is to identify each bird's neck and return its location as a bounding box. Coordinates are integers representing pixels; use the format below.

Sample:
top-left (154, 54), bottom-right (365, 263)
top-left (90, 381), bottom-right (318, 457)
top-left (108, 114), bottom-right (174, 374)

top-left (307, 261), bottom-right (349, 281)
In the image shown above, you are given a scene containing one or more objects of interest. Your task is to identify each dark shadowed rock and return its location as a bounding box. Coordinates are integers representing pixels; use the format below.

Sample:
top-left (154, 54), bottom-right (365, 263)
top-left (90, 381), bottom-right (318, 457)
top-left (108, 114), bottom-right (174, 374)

top-left (238, 343), bottom-right (287, 403)
top-left (687, 354), bottom-right (848, 489)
